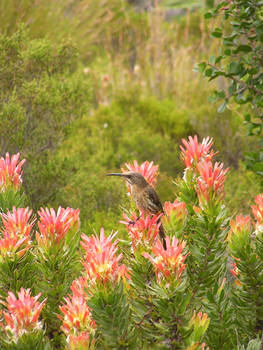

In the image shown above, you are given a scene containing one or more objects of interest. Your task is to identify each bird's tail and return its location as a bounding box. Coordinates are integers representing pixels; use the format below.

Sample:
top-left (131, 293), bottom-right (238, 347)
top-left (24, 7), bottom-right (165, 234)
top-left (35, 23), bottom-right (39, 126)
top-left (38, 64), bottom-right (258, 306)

top-left (158, 222), bottom-right (167, 250)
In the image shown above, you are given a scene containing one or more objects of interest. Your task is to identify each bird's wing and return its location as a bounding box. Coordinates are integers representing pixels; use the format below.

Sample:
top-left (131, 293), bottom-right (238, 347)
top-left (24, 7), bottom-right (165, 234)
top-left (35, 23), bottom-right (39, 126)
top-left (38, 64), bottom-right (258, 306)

top-left (147, 186), bottom-right (163, 214)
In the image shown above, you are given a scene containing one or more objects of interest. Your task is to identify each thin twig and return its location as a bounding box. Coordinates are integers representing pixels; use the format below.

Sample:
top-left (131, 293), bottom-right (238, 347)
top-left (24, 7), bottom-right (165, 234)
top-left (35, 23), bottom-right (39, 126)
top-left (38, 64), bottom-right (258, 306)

top-left (208, 63), bottom-right (263, 95)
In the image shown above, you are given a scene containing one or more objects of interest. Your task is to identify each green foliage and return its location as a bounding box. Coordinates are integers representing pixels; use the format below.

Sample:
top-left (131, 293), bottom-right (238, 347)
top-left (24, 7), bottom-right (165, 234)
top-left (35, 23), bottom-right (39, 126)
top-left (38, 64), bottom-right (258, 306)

top-left (225, 163), bottom-right (262, 214)
top-left (87, 283), bottom-right (136, 349)
top-left (198, 0), bottom-right (263, 180)
top-left (239, 338), bottom-right (262, 350)
top-left (0, 330), bottom-right (51, 350)
top-left (176, 173), bottom-right (234, 349)
top-left (34, 232), bottom-right (82, 348)
top-left (0, 26), bottom-right (90, 210)
top-left (0, 253), bottom-right (34, 301)
top-left (0, 190), bottom-right (27, 212)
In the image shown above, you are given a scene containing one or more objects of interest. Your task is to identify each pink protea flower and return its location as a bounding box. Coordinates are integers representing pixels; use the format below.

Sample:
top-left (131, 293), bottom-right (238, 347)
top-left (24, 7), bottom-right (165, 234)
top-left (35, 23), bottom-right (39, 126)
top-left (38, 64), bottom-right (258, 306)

top-left (163, 200), bottom-right (187, 233)
top-left (59, 294), bottom-right (96, 347)
top-left (0, 288), bottom-right (46, 341)
top-left (164, 200), bottom-right (187, 217)
top-left (0, 207), bottom-right (34, 261)
top-left (121, 160), bottom-right (159, 188)
top-left (143, 237), bottom-right (188, 286)
top-left (1, 207), bottom-right (35, 240)
top-left (81, 228), bottom-right (129, 286)
top-left (228, 216), bottom-right (252, 266)
top-left (36, 206), bottom-right (80, 247)
top-left (195, 161), bottom-right (229, 203)
top-left (251, 194), bottom-right (263, 232)
top-left (0, 153), bottom-right (26, 192)
top-left (121, 213), bottom-right (162, 251)
top-left (180, 135), bottom-right (216, 169)
top-left (0, 231), bottom-right (30, 261)
top-left (229, 215), bottom-right (252, 238)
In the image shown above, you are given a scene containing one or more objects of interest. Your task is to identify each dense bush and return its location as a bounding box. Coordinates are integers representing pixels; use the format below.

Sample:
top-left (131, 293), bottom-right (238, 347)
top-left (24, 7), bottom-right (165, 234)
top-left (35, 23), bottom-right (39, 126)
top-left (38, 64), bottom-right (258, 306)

top-left (0, 26), bottom-right (90, 209)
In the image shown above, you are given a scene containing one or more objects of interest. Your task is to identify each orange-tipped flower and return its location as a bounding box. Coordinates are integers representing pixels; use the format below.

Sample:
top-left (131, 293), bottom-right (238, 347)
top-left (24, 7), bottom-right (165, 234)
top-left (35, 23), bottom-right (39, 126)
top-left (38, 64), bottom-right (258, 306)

top-left (122, 160), bottom-right (158, 187)
top-left (0, 207), bottom-right (34, 261)
top-left (228, 215), bottom-right (252, 247)
top-left (121, 213), bottom-right (162, 251)
top-left (164, 200), bottom-right (187, 217)
top-left (143, 237), bottom-right (187, 286)
top-left (81, 228), bottom-right (129, 286)
top-left (196, 161), bottom-right (228, 203)
top-left (68, 332), bottom-right (93, 349)
top-left (36, 206), bottom-right (80, 247)
top-left (251, 193), bottom-right (263, 233)
top-left (229, 215), bottom-right (252, 237)
top-left (0, 288), bottom-right (46, 341)
top-left (189, 311), bottom-right (210, 340)
top-left (163, 200), bottom-right (187, 233)
top-left (1, 207), bottom-right (35, 240)
top-left (59, 294), bottom-right (96, 347)
top-left (0, 231), bottom-right (30, 261)
top-left (0, 207), bottom-right (35, 261)
top-left (180, 135), bottom-right (215, 169)
top-left (0, 153), bottom-right (26, 192)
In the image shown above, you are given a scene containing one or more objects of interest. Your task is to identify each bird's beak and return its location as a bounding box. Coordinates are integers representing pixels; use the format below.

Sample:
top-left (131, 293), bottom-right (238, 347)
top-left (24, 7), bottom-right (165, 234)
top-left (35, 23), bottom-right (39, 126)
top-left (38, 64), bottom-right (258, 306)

top-left (106, 173), bottom-right (126, 177)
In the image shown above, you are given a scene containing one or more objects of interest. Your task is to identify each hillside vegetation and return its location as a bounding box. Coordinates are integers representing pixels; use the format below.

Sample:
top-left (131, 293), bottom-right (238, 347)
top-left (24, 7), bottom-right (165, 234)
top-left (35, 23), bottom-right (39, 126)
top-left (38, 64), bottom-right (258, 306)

top-left (0, 0), bottom-right (260, 232)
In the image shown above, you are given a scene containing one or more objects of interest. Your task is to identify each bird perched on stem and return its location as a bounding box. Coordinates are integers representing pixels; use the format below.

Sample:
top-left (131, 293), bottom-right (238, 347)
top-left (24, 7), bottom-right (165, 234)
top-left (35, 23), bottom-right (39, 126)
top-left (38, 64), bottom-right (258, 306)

top-left (106, 171), bottom-right (167, 249)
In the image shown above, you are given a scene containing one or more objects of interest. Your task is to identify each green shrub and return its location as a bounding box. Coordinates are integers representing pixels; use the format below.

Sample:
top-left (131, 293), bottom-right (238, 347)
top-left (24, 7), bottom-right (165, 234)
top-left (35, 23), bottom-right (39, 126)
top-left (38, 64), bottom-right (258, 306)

top-left (225, 162), bottom-right (262, 215)
top-left (0, 26), bottom-right (91, 209)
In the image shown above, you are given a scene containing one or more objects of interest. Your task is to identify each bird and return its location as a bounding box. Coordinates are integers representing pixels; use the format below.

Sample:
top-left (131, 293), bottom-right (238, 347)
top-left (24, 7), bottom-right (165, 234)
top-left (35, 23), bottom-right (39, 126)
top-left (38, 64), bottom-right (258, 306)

top-left (106, 171), bottom-right (167, 249)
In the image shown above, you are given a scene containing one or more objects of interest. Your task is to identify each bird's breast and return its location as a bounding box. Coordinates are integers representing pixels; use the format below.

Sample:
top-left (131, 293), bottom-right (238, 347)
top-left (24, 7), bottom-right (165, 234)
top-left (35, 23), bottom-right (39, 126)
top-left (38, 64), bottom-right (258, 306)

top-left (131, 186), bottom-right (151, 214)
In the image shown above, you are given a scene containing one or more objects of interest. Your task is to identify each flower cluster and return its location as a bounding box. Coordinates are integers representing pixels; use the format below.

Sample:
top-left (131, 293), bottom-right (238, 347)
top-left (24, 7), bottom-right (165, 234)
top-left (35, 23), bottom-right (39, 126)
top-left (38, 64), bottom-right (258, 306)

top-left (59, 293), bottom-right (96, 349)
top-left (228, 215), bottom-right (252, 252)
top-left (180, 136), bottom-right (228, 206)
top-left (144, 237), bottom-right (187, 286)
top-left (1, 207), bottom-right (35, 239)
top-left (36, 206), bottom-right (80, 247)
top-left (81, 228), bottom-right (129, 286)
top-left (196, 161), bottom-right (229, 203)
top-left (162, 199), bottom-right (187, 234)
top-left (0, 153), bottom-right (26, 193)
top-left (229, 215), bottom-right (252, 238)
top-left (180, 135), bottom-right (215, 169)
top-left (0, 288), bottom-right (46, 342)
top-left (122, 160), bottom-right (158, 188)
top-left (121, 213), bottom-right (162, 251)
top-left (0, 207), bottom-right (34, 261)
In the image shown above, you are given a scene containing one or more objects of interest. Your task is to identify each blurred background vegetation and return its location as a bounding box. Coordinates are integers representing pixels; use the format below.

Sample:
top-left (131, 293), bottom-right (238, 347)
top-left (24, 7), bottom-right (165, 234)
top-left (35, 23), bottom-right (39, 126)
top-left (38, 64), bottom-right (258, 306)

top-left (0, 0), bottom-right (261, 236)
